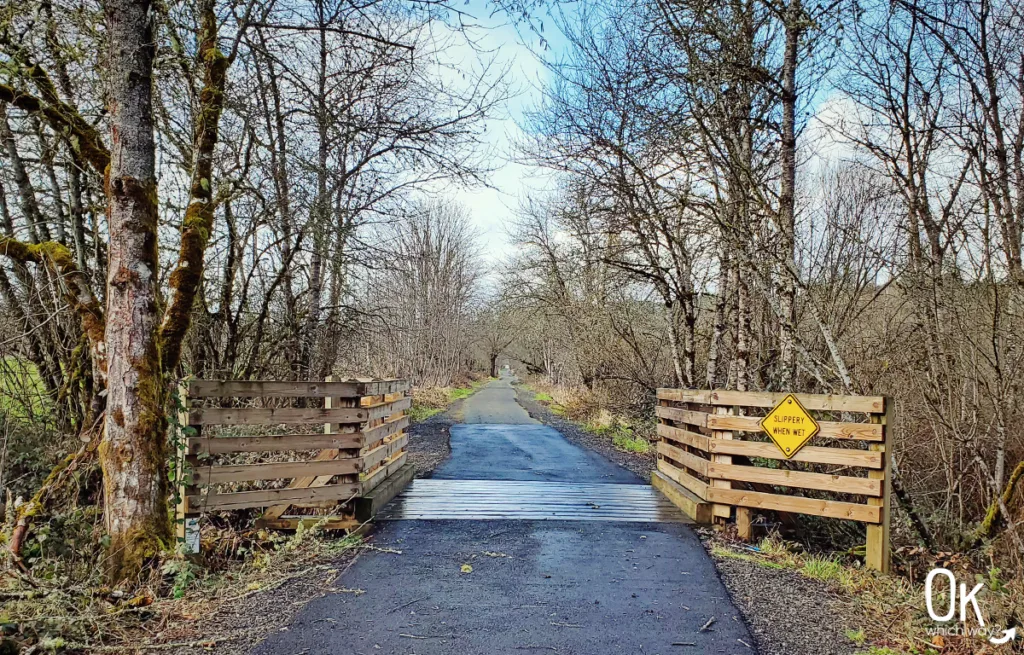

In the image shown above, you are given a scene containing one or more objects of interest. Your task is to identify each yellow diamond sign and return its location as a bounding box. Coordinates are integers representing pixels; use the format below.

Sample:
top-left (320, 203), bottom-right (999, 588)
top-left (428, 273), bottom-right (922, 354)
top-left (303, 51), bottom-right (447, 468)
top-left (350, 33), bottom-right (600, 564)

top-left (759, 394), bottom-right (819, 459)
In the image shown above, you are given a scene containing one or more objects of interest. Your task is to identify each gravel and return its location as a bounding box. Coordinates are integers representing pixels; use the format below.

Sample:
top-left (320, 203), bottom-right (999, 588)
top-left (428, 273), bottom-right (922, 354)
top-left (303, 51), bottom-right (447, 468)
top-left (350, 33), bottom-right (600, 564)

top-left (706, 540), bottom-right (861, 655)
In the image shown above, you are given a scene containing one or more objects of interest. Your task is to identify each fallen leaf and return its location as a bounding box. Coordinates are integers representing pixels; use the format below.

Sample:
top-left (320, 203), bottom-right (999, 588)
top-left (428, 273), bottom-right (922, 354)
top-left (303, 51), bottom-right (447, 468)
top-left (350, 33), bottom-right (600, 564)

top-left (461, 563), bottom-right (473, 574)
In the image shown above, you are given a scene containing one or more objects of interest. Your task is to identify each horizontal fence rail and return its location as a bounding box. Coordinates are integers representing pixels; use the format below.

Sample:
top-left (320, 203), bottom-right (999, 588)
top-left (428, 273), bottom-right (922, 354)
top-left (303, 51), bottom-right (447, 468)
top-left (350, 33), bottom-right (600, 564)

top-left (175, 377), bottom-right (411, 541)
top-left (653, 389), bottom-right (892, 572)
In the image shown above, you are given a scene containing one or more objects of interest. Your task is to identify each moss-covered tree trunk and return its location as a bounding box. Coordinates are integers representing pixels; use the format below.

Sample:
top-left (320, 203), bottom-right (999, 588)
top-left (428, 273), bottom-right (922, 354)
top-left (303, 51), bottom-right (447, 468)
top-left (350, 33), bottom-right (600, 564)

top-left (98, 0), bottom-right (171, 583)
top-left (159, 0), bottom-right (227, 373)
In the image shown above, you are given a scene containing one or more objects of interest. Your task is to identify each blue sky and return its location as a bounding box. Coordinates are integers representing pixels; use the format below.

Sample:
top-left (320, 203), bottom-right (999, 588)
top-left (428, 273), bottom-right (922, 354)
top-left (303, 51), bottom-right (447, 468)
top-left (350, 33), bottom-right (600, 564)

top-left (442, 1), bottom-right (575, 272)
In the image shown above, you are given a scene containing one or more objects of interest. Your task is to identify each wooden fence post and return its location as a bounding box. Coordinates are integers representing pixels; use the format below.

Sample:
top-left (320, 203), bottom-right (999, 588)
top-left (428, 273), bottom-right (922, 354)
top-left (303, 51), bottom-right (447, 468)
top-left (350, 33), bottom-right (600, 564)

top-left (710, 405), bottom-right (734, 525)
top-left (865, 396), bottom-right (892, 573)
top-left (175, 381), bottom-right (200, 555)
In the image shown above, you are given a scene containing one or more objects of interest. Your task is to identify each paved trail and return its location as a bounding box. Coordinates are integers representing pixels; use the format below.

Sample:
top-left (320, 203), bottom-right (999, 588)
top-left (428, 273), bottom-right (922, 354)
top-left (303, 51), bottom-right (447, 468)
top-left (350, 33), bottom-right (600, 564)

top-left (253, 377), bottom-right (754, 654)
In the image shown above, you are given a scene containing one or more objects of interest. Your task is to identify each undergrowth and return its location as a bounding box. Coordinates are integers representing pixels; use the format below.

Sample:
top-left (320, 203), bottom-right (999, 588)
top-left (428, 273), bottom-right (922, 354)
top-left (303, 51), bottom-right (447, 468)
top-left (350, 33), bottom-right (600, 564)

top-left (0, 517), bottom-right (364, 652)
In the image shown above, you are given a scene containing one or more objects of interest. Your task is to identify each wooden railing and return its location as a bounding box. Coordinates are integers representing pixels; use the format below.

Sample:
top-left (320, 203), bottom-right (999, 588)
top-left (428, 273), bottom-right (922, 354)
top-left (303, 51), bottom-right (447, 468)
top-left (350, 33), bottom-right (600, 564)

top-left (175, 377), bottom-right (411, 544)
top-left (653, 389), bottom-right (892, 572)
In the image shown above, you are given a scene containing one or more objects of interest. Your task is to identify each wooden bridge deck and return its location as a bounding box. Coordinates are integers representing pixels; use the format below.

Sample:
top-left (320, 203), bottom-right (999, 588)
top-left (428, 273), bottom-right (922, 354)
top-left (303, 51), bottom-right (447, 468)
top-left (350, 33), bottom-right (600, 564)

top-left (376, 478), bottom-right (689, 522)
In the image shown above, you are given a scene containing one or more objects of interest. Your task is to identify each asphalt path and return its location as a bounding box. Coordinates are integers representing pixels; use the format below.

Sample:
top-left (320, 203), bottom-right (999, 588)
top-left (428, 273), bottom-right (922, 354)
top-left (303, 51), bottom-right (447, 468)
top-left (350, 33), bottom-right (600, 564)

top-left (252, 376), bottom-right (755, 654)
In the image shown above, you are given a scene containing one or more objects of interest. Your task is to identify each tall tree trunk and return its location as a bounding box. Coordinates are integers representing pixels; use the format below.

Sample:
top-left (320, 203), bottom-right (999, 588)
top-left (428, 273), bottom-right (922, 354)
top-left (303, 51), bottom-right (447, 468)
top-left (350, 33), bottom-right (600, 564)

top-left (777, 0), bottom-right (802, 388)
top-left (300, 8), bottom-right (330, 378)
top-left (99, 0), bottom-right (170, 583)
top-left (706, 246), bottom-right (730, 388)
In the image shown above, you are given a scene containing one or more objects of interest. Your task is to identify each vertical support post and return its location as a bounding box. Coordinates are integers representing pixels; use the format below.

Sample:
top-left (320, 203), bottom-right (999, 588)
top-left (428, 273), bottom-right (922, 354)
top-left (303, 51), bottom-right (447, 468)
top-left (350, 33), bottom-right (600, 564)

top-left (866, 396), bottom-right (892, 573)
top-left (324, 374), bottom-right (336, 439)
top-left (732, 402), bottom-right (752, 540)
top-left (736, 505), bottom-right (753, 541)
top-left (710, 404), bottom-right (734, 524)
top-left (175, 381), bottom-right (200, 555)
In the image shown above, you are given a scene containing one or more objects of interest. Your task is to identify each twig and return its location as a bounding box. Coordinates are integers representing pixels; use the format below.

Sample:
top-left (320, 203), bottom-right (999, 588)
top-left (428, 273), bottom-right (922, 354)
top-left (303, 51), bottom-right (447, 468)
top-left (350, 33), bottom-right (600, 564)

top-left (399, 633), bottom-right (453, 639)
top-left (387, 596), bottom-right (428, 614)
top-left (698, 617), bottom-right (716, 632)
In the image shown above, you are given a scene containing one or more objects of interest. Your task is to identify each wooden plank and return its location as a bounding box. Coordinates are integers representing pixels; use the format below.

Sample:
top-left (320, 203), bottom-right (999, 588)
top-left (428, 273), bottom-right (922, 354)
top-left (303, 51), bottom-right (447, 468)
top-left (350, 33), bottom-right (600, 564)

top-left (657, 423), bottom-right (709, 450)
top-left (187, 432), bottom-right (364, 455)
top-left (384, 451), bottom-right (407, 477)
top-left (657, 389), bottom-right (714, 404)
top-left (706, 487), bottom-right (881, 523)
top-left (657, 459), bottom-right (709, 500)
top-left (866, 399), bottom-right (892, 572)
top-left (194, 415), bottom-right (411, 456)
top-left (365, 398), bottom-right (411, 421)
top-left (188, 482), bottom-right (362, 511)
top-left (707, 439), bottom-right (883, 468)
top-left (386, 433), bottom-right (409, 456)
top-left (188, 379), bottom-right (409, 398)
top-left (736, 506), bottom-right (753, 540)
top-left (361, 418), bottom-right (410, 451)
top-left (705, 414), bottom-right (882, 441)
top-left (189, 397), bottom-right (411, 426)
top-left (656, 389), bottom-right (884, 413)
top-left (358, 380), bottom-right (411, 397)
top-left (652, 470), bottom-right (711, 523)
top-left (360, 451), bottom-right (407, 494)
top-left (355, 462), bottom-right (416, 522)
top-left (174, 382), bottom-right (199, 554)
top-left (706, 462), bottom-right (883, 496)
top-left (360, 440), bottom-right (392, 472)
top-left (655, 406), bottom-right (708, 427)
top-left (193, 458), bottom-right (363, 485)
top-left (657, 441), bottom-right (709, 476)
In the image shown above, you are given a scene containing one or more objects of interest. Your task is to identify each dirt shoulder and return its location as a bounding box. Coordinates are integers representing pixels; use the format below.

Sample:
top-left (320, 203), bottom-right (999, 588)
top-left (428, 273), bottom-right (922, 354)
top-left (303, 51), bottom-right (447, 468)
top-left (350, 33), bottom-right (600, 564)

top-left (705, 537), bottom-right (863, 655)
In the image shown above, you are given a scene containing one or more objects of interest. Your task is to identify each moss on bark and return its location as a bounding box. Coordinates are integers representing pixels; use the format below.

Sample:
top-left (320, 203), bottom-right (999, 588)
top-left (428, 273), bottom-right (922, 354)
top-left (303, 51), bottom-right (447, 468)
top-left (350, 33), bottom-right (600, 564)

top-left (158, 0), bottom-right (228, 374)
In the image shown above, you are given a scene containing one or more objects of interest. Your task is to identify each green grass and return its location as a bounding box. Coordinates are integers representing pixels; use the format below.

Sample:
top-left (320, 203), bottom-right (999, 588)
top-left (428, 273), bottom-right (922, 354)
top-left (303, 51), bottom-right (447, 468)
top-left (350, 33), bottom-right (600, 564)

top-left (0, 356), bottom-right (51, 421)
top-left (710, 544), bottom-right (785, 569)
top-left (612, 433), bottom-right (650, 453)
top-left (534, 392), bottom-right (554, 403)
top-left (800, 555), bottom-right (857, 591)
top-left (584, 420), bottom-right (651, 454)
top-left (407, 405), bottom-right (442, 422)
